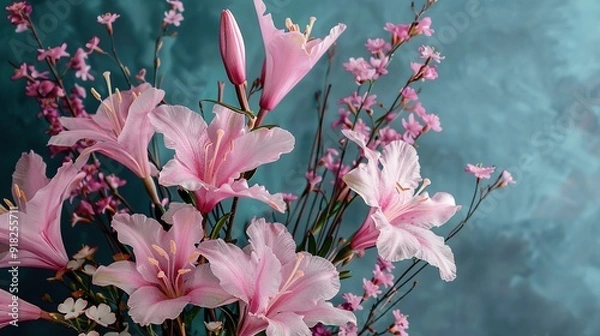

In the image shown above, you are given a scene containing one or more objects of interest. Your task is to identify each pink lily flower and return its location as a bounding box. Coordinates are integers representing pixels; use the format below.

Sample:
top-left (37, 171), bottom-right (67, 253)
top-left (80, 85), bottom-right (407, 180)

top-left (254, 0), bottom-right (346, 111)
top-left (92, 204), bottom-right (235, 326)
top-left (49, 82), bottom-right (164, 179)
top-left (0, 151), bottom-right (84, 270)
top-left (0, 289), bottom-right (46, 328)
top-left (198, 218), bottom-right (355, 336)
top-left (342, 130), bottom-right (460, 281)
top-left (149, 104), bottom-right (294, 214)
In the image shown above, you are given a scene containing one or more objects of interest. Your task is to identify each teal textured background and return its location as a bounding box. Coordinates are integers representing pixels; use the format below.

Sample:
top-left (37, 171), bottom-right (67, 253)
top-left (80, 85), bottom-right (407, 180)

top-left (1, 0), bottom-right (600, 335)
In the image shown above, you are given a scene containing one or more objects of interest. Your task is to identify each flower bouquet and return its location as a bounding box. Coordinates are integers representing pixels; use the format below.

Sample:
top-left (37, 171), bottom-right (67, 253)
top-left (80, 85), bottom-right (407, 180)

top-left (2, 0), bottom-right (515, 335)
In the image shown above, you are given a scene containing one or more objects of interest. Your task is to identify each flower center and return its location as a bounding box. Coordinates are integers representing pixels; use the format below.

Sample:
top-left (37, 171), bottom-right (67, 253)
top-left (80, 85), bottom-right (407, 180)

top-left (285, 16), bottom-right (317, 40)
top-left (146, 240), bottom-right (194, 298)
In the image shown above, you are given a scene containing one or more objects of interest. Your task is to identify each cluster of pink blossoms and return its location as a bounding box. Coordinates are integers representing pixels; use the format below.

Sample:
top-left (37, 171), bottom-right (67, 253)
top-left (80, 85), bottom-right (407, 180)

top-left (5, 1), bottom-right (31, 32)
top-left (163, 0), bottom-right (184, 26)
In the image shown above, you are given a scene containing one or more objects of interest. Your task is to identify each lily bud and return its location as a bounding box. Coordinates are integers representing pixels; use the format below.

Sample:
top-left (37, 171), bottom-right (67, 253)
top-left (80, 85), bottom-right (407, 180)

top-left (219, 10), bottom-right (246, 86)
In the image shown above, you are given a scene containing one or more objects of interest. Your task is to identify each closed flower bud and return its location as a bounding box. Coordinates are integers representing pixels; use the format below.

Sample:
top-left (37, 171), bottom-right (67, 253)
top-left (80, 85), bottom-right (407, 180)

top-left (219, 10), bottom-right (246, 86)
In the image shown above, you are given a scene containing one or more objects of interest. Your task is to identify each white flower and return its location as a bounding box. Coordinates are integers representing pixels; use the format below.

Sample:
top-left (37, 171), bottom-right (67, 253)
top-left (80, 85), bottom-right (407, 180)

top-left (104, 324), bottom-right (131, 336)
top-left (79, 332), bottom-right (100, 336)
top-left (58, 297), bottom-right (88, 319)
top-left (86, 303), bottom-right (116, 327)
top-left (73, 245), bottom-right (98, 259)
top-left (67, 258), bottom-right (85, 270)
top-left (83, 264), bottom-right (97, 276)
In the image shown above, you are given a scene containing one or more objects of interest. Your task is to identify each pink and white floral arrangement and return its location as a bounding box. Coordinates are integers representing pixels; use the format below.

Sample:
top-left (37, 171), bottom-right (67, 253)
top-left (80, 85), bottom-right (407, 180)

top-left (2, 0), bottom-right (515, 335)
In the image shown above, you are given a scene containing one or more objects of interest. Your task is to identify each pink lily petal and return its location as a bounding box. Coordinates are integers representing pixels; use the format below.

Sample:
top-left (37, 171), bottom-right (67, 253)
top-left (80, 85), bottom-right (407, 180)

top-left (186, 264), bottom-right (237, 308)
top-left (110, 214), bottom-right (163, 283)
top-left (128, 286), bottom-right (190, 326)
top-left (247, 218), bottom-right (296, 266)
top-left (93, 261), bottom-right (148, 295)
top-left (389, 192), bottom-right (460, 230)
top-left (301, 300), bottom-right (357, 328)
top-left (197, 239), bottom-right (253, 302)
top-left (193, 179), bottom-right (286, 214)
top-left (0, 289), bottom-right (41, 328)
top-left (265, 311), bottom-right (311, 336)
top-left (163, 203), bottom-right (204, 270)
top-left (11, 151), bottom-right (49, 201)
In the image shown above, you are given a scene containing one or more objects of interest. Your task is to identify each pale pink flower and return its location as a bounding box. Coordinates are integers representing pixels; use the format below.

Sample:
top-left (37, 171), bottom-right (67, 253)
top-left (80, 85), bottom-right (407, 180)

top-left (93, 204), bottom-right (235, 325)
top-left (419, 45), bottom-right (444, 63)
top-left (370, 56), bottom-right (389, 78)
top-left (353, 118), bottom-right (371, 138)
top-left (97, 13), bottom-right (120, 33)
top-left (11, 63), bottom-right (28, 80)
top-left (341, 293), bottom-right (363, 311)
top-left (306, 170), bottom-right (323, 190)
top-left (254, 0), bottom-right (346, 111)
top-left (150, 104), bottom-right (294, 213)
top-left (464, 163), bottom-right (496, 179)
top-left (85, 36), bottom-right (101, 54)
top-left (339, 323), bottom-right (358, 336)
top-left (401, 114), bottom-right (422, 138)
top-left (49, 83), bottom-right (164, 179)
top-left (401, 87), bottom-right (418, 102)
top-left (339, 92), bottom-right (378, 111)
top-left (342, 130), bottom-right (460, 281)
top-left (416, 17), bottom-right (434, 36)
top-left (0, 289), bottom-right (43, 328)
top-left (362, 279), bottom-right (381, 298)
top-left (163, 9), bottom-right (183, 26)
top-left (365, 38), bottom-right (391, 54)
top-left (384, 23), bottom-right (410, 42)
top-left (410, 62), bottom-right (438, 81)
top-left (0, 152), bottom-right (83, 270)
top-left (422, 113), bottom-right (442, 132)
top-left (343, 57), bottom-right (376, 83)
top-left (37, 43), bottom-right (69, 62)
top-left (5, 2), bottom-right (31, 33)
top-left (377, 256), bottom-right (394, 272)
top-left (412, 102), bottom-right (427, 118)
top-left (220, 10), bottom-right (246, 86)
top-left (75, 65), bottom-right (93, 81)
top-left (373, 265), bottom-right (394, 288)
top-left (198, 218), bottom-right (356, 336)
top-left (281, 193), bottom-right (298, 204)
top-left (498, 170), bottom-right (516, 188)
top-left (135, 68), bottom-right (147, 82)
top-left (167, 0), bottom-right (184, 12)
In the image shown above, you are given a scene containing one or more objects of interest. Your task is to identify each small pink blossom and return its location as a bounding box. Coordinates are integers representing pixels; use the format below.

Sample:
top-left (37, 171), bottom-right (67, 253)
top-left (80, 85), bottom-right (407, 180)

top-left (281, 193), bottom-right (298, 204)
top-left (85, 36), bottom-right (101, 54)
top-left (332, 108), bottom-right (352, 129)
top-left (339, 323), bottom-right (358, 336)
top-left (343, 57), bottom-right (376, 83)
top-left (97, 13), bottom-right (120, 33)
top-left (498, 170), bottom-right (516, 187)
top-left (163, 9), bottom-right (183, 26)
top-left (384, 23), bottom-right (410, 42)
top-left (11, 62), bottom-right (28, 80)
top-left (341, 293), bottom-right (363, 311)
top-left (370, 56), bottom-right (389, 78)
top-left (5, 1), bottom-right (31, 33)
top-left (416, 17), bottom-right (434, 36)
top-left (422, 113), bottom-right (442, 132)
top-left (464, 163), bottom-right (496, 179)
top-left (362, 279), bottom-right (381, 298)
top-left (37, 43), bottom-right (70, 62)
top-left (339, 92), bottom-right (378, 111)
top-left (353, 118), bottom-right (371, 139)
top-left (373, 265), bottom-right (394, 288)
top-left (412, 102), bottom-right (427, 118)
top-left (410, 62), bottom-right (438, 81)
top-left (402, 114), bottom-right (422, 138)
top-left (365, 38), bottom-right (391, 54)
top-left (377, 127), bottom-right (403, 147)
top-left (306, 170), bottom-right (323, 190)
top-left (419, 45), bottom-right (444, 63)
top-left (167, 0), bottom-right (184, 12)
top-left (377, 256), bottom-right (395, 273)
top-left (401, 87), bottom-right (418, 102)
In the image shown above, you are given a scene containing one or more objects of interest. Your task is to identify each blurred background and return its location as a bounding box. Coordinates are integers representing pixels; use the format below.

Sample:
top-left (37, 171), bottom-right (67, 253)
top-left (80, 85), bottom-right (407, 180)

top-left (1, 0), bottom-right (599, 335)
